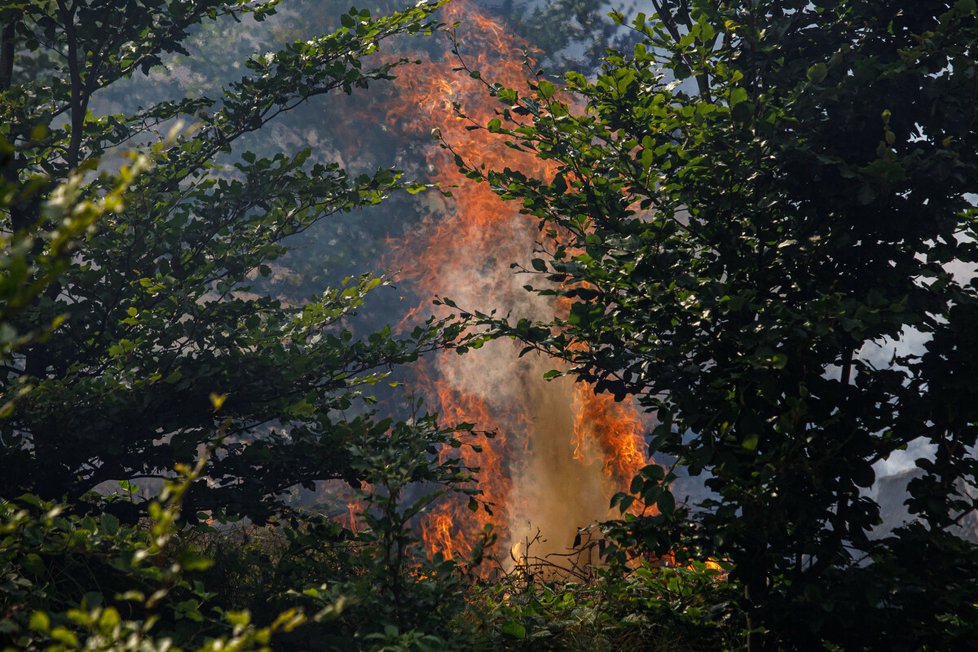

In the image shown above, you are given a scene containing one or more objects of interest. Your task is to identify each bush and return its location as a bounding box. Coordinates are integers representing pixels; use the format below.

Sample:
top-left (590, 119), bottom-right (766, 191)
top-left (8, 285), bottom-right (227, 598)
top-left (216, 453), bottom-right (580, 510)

top-left (467, 546), bottom-right (739, 651)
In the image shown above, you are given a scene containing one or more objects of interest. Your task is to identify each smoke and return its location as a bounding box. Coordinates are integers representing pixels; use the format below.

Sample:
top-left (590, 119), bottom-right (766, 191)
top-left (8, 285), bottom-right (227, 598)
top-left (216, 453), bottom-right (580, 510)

top-left (387, 0), bottom-right (648, 564)
top-left (436, 318), bottom-right (632, 560)
top-left (420, 211), bottom-right (642, 560)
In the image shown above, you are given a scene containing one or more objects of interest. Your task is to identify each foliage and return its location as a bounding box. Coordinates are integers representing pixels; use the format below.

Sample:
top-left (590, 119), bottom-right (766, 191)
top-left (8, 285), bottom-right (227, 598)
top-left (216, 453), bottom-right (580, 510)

top-left (467, 559), bottom-right (738, 651)
top-left (0, 0), bottom-right (477, 524)
top-left (0, 453), bottom-right (324, 651)
top-left (0, 149), bottom-right (483, 649)
top-left (0, 407), bottom-right (485, 650)
top-left (346, 411), bottom-right (486, 634)
top-left (191, 411), bottom-right (487, 649)
top-left (0, 1), bottom-right (499, 649)
top-left (0, 139), bottom-right (150, 420)
top-left (456, 0), bottom-right (978, 648)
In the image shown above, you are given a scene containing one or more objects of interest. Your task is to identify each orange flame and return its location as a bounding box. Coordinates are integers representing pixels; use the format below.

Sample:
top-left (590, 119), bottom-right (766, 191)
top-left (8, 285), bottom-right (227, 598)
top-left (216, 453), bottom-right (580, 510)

top-left (386, 0), bottom-right (652, 567)
top-left (573, 386), bottom-right (647, 484)
top-left (346, 499), bottom-right (361, 534)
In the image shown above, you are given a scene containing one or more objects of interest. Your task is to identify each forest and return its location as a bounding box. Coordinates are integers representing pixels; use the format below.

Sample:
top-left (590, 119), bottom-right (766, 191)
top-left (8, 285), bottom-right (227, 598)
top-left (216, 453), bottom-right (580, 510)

top-left (2, 0), bottom-right (978, 650)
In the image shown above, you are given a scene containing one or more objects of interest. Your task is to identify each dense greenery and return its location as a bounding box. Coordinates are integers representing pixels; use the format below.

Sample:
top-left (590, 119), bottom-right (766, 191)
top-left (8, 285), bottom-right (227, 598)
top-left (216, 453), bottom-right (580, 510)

top-left (0, 0), bottom-right (488, 648)
top-left (0, 0), bottom-right (473, 522)
top-left (459, 0), bottom-right (978, 649)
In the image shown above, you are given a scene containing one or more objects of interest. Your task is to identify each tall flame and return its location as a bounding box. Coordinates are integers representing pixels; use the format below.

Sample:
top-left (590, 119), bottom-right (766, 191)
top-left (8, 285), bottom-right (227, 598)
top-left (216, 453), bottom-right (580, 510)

top-left (388, 1), bottom-right (649, 567)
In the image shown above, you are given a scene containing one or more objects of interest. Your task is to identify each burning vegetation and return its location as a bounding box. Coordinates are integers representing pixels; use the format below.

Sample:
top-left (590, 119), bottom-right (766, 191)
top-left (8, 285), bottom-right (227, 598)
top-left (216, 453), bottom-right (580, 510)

top-left (385, 0), bottom-right (649, 568)
top-left (4, 0), bottom-right (978, 649)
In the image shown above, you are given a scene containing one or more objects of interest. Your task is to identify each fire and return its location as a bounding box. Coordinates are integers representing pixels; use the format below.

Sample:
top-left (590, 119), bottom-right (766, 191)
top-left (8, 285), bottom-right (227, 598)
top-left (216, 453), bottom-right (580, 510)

top-left (421, 511), bottom-right (457, 560)
top-left (573, 386), bottom-right (648, 484)
top-left (346, 499), bottom-right (361, 534)
top-left (385, 0), bottom-right (651, 568)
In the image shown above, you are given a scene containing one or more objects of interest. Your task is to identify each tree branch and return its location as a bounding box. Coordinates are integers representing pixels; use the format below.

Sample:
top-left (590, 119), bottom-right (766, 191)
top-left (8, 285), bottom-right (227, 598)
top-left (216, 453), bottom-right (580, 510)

top-left (56, 0), bottom-right (85, 170)
top-left (0, 18), bottom-right (15, 91)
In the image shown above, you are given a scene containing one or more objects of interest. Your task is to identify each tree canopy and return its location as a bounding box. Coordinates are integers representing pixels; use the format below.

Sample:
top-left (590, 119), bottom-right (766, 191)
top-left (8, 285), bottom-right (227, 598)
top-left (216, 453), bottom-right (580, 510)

top-left (0, 2), bottom-right (494, 647)
top-left (0, 0), bottom-right (474, 523)
top-left (460, 0), bottom-right (978, 648)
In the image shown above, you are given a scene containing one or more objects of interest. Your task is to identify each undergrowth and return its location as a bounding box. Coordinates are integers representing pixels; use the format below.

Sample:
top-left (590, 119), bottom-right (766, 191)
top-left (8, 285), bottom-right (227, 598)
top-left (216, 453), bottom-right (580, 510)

top-left (1, 473), bottom-right (743, 651)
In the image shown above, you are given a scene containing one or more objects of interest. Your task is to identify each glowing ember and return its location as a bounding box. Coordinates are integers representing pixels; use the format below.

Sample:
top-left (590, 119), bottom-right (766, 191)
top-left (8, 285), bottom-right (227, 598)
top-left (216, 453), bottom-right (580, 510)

top-left (388, 0), bottom-right (650, 567)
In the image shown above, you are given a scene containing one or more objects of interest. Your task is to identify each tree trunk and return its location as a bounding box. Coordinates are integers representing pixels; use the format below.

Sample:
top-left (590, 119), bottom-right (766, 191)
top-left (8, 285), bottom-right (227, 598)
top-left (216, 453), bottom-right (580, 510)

top-left (0, 20), bottom-right (15, 91)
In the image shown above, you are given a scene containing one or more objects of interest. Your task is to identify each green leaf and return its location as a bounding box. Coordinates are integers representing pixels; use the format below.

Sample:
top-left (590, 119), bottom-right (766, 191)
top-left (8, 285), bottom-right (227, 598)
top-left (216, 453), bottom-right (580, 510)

top-left (50, 627), bottom-right (79, 648)
top-left (178, 551), bottom-right (215, 571)
top-left (656, 490), bottom-right (675, 516)
top-left (767, 353), bottom-right (788, 369)
top-left (729, 87), bottom-right (749, 106)
top-left (28, 611), bottom-right (50, 633)
top-left (497, 88), bottom-right (518, 104)
top-left (731, 101), bottom-right (752, 122)
top-left (806, 63), bottom-right (828, 83)
top-left (226, 611), bottom-right (251, 628)
top-left (552, 173), bottom-right (567, 194)
top-left (500, 621), bottom-right (527, 639)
